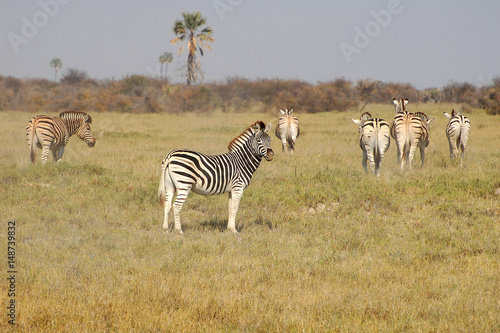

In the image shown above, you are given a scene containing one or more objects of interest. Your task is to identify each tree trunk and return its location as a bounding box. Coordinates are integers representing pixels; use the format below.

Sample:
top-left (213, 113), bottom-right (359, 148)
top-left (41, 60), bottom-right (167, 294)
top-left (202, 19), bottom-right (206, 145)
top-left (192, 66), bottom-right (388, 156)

top-left (187, 53), bottom-right (195, 85)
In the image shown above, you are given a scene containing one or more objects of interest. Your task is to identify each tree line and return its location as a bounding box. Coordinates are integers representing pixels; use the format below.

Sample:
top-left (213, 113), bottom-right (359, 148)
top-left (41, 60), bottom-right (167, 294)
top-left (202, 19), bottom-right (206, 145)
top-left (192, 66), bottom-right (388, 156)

top-left (1, 74), bottom-right (499, 115)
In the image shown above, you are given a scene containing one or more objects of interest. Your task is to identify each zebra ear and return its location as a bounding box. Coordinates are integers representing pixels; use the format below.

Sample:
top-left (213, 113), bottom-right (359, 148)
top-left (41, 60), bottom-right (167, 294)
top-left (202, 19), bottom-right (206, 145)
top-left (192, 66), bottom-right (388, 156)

top-left (403, 98), bottom-right (409, 106)
top-left (265, 122), bottom-right (272, 133)
top-left (352, 119), bottom-right (361, 125)
top-left (427, 118), bottom-right (435, 126)
top-left (279, 109), bottom-right (285, 115)
top-left (392, 98), bottom-right (399, 107)
top-left (444, 112), bottom-right (451, 119)
top-left (85, 114), bottom-right (92, 124)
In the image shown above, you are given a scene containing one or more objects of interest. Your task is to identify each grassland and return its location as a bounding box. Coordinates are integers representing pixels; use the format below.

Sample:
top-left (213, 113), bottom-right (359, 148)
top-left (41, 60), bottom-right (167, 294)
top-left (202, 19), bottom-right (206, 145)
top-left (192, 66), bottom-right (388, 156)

top-left (1, 104), bottom-right (499, 332)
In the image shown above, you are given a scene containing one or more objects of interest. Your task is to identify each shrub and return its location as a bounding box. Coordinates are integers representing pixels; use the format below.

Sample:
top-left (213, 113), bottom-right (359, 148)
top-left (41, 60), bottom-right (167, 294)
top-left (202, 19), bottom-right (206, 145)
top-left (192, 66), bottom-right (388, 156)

top-left (60, 68), bottom-right (89, 84)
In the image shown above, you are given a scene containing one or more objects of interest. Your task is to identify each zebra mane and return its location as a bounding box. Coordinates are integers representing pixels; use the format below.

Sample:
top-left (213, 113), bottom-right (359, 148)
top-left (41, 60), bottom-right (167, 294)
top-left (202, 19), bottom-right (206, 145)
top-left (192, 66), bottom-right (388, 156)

top-left (228, 121), bottom-right (266, 152)
top-left (59, 111), bottom-right (92, 124)
top-left (414, 112), bottom-right (429, 121)
top-left (360, 112), bottom-right (372, 121)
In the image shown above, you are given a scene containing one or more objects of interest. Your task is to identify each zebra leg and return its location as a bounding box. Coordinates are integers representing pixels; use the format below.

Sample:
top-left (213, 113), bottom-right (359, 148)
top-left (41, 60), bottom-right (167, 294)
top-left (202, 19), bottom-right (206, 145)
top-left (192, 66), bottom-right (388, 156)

top-left (163, 186), bottom-right (175, 232)
top-left (227, 189), bottom-right (243, 234)
top-left (361, 150), bottom-right (368, 174)
top-left (365, 146), bottom-right (375, 174)
top-left (400, 147), bottom-right (406, 170)
top-left (172, 185), bottom-right (192, 234)
top-left (420, 145), bottom-right (426, 167)
top-left (403, 145), bottom-right (411, 170)
top-left (408, 144), bottom-right (419, 170)
top-left (41, 146), bottom-right (51, 164)
top-left (56, 146), bottom-right (65, 162)
top-left (448, 139), bottom-right (454, 159)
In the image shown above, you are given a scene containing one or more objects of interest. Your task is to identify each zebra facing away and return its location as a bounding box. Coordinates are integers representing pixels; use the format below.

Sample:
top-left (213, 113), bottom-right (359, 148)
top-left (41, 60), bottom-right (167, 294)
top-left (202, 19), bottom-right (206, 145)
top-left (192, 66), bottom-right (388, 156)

top-left (158, 121), bottom-right (274, 234)
top-left (444, 109), bottom-right (471, 164)
top-left (275, 108), bottom-right (300, 153)
top-left (390, 98), bottom-right (434, 170)
top-left (352, 112), bottom-right (391, 176)
top-left (26, 111), bottom-right (96, 164)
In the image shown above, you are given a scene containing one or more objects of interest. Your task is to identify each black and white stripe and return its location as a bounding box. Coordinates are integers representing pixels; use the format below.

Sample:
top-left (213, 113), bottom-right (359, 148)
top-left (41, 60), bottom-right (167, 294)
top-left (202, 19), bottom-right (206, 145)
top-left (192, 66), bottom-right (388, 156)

top-left (158, 121), bottom-right (274, 234)
top-left (26, 111), bottom-right (96, 164)
top-left (444, 109), bottom-right (471, 163)
top-left (390, 98), bottom-right (434, 170)
top-left (352, 112), bottom-right (391, 176)
top-left (275, 108), bottom-right (300, 153)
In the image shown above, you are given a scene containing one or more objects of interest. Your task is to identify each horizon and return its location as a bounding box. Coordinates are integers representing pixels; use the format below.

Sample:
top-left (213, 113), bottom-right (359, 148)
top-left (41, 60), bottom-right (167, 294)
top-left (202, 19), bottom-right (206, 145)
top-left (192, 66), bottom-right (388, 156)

top-left (2, 1), bottom-right (499, 90)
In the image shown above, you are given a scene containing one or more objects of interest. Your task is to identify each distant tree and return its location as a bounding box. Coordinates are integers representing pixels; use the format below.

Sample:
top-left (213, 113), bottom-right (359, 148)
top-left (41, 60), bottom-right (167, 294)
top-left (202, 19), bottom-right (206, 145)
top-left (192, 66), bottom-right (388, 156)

top-left (49, 57), bottom-right (62, 82)
top-left (356, 79), bottom-right (380, 111)
top-left (159, 52), bottom-right (173, 80)
top-left (170, 12), bottom-right (214, 85)
top-left (60, 68), bottom-right (88, 84)
top-left (480, 77), bottom-right (500, 115)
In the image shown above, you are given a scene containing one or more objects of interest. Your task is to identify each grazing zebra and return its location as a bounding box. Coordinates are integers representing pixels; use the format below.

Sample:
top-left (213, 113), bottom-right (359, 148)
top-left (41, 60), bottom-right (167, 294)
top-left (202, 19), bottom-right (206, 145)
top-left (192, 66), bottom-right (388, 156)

top-left (26, 111), bottom-right (96, 164)
top-left (390, 98), bottom-right (434, 170)
top-left (444, 109), bottom-right (471, 163)
top-left (352, 112), bottom-right (391, 176)
top-left (158, 121), bottom-right (274, 234)
top-left (275, 108), bottom-right (300, 153)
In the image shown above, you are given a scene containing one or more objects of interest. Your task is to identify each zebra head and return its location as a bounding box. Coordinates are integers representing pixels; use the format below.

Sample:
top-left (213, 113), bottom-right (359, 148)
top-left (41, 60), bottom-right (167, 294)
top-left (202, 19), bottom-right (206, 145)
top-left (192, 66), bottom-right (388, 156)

top-left (415, 112), bottom-right (435, 128)
top-left (76, 115), bottom-right (96, 147)
top-left (352, 112), bottom-right (372, 130)
top-left (444, 109), bottom-right (461, 119)
top-left (252, 121), bottom-right (274, 161)
top-left (60, 111), bottom-right (96, 147)
top-left (392, 98), bottom-right (409, 113)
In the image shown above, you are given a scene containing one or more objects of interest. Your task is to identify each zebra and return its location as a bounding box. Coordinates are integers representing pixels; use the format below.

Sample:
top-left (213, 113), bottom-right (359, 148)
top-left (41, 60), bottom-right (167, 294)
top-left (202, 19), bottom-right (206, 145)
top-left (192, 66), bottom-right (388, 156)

top-left (26, 111), bottom-right (96, 164)
top-left (390, 98), bottom-right (434, 170)
top-left (158, 121), bottom-right (274, 234)
top-left (275, 108), bottom-right (300, 153)
top-left (444, 109), bottom-right (471, 164)
top-left (352, 112), bottom-right (391, 176)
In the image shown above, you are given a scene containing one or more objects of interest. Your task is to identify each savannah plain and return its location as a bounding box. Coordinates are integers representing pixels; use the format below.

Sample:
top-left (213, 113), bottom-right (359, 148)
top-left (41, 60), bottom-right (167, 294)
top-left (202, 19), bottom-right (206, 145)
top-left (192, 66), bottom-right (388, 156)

top-left (1, 103), bottom-right (499, 331)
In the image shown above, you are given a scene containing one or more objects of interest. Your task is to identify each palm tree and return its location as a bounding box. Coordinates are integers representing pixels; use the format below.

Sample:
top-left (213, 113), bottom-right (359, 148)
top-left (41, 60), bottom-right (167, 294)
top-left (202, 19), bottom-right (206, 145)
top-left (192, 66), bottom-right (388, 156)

top-left (49, 57), bottom-right (62, 82)
top-left (159, 52), bottom-right (173, 80)
top-left (170, 12), bottom-right (214, 85)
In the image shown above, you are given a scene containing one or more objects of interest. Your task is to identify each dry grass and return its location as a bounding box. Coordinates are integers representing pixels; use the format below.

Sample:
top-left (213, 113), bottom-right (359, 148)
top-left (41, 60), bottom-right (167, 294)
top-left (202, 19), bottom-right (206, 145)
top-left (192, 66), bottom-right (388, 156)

top-left (1, 105), bottom-right (499, 332)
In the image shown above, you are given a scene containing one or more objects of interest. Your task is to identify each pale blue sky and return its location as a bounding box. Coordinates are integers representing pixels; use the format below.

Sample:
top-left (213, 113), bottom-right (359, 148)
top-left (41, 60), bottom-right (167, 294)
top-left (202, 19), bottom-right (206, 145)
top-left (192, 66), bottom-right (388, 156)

top-left (1, 0), bottom-right (499, 89)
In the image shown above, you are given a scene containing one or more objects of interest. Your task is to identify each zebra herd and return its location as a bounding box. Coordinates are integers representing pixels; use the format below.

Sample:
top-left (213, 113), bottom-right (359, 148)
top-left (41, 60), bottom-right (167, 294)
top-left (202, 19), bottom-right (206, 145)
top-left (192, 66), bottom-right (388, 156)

top-left (352, 98), bottom-right (471, 176)
top-left (25, 100), bottom-right (470, 233)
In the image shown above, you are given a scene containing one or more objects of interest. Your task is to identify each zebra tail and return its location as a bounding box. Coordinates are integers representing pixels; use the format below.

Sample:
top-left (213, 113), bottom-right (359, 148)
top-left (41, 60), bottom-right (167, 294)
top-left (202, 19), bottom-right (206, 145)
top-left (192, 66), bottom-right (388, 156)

top-left (158, 157), bottom-right (169, 206)
top-left (27, 121), bottom-right (37, 163)
top-left (374, 143), bottom-right (381, 171)
top-left (286, 134), bottom-right (295, 151)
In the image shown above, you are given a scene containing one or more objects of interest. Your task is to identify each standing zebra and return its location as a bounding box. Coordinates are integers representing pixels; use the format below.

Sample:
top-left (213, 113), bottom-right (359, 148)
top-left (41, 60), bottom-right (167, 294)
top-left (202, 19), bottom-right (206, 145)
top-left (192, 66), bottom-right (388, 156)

top-left (444, 109), bottom-right (471, 164)
top-left (352, 112), bottom-right (391, 176)
top-left (390, 98), bottom-right (434, 170)
top-left (26, 111), bottom-right (96, 164)
top-left (275, 108), bottom-right (300, 153)
top-left (158, 121), bottom-right (274, 234)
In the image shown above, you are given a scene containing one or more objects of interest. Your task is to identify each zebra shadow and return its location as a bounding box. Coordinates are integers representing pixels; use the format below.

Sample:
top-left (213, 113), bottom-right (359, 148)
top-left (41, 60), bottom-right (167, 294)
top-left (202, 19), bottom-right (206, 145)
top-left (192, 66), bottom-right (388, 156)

top-left (198, 218), bottom-right (273, 232)
top-left (199, 219), bottom-right (229, 232)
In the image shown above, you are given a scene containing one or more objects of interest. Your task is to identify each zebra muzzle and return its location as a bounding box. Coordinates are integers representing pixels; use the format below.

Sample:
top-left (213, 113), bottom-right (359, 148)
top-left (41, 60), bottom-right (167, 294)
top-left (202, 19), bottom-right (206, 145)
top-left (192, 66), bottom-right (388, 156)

top-left (265, 149), bottom-right (274, 161)
top-left (87, 138), bottom-right (96, 147)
